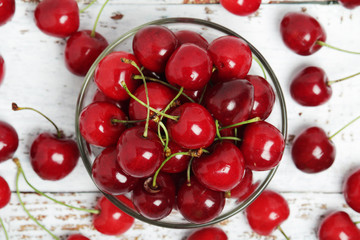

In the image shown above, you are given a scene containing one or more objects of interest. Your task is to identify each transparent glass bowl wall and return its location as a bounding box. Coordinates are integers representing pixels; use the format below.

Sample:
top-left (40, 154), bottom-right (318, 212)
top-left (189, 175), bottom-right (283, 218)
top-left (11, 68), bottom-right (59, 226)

top-left (75, 17), bottom-right (288, 229)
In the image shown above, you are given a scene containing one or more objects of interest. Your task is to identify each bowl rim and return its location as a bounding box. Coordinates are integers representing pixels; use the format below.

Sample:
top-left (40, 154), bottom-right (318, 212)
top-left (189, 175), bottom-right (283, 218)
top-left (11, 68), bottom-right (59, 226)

top-left (75, 17), bottom-right (288, 229)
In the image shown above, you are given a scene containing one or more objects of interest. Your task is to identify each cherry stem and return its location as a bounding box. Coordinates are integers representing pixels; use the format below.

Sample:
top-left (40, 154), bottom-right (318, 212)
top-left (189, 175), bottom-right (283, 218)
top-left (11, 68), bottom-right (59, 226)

top-left (79, 0), bottom-right (97, 13)
top-left (252, 56), bottom-right (267, 80)
top-left (329, 115), bottom-right (360, 140)
top-left (354, 221), bottom-right (360, 225)
top-left (225, 191), bottom-right (231, 198)
top-left (158, 121), bottom-right (169, 152)
top-left (111, 118), bottom-right (146, 124)
top-left (163, 87), bottom-right (183, 115)
top-left (219, 117), bottom-right (261, 131)
top-left (12, 102), bottom-right (62, 138)
top-left (91, 0), bottom-right (109, 38)
top-left (152, 152), bottom-right (190, 188)
top-left (214, 136), bottom-right (242, 141)
top-left (215, 120), bottom-right (222, 139)
top-left (327, 72), bottom-right (360, 85)
top-left (277, 226), bottom-right (290, 240)
top-left (198, 84), bottom-right (207, 105)
top-left (13, 158), bottom-right (100, 215)
top-left (234, 127), bottom-right (239, 145)
top-left (317, 40), bottom-right (360, 55)
top-left (186, 157), bottom-right (195, 186)
top-left (0, 217), bottom-right (9, 240)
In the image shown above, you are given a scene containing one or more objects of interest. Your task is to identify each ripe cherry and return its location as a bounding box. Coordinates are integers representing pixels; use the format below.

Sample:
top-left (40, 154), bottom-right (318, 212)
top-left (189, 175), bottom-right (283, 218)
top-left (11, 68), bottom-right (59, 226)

top-left (343, 167), bottom-right (360, 213)
top-left (133, 25), bottom-right (178, 73)
top-left (66, 234), bottom-right (90, 240)
top-left (34, 0), bottom-right (79, 38)
top-left (166, 43), bottom-right (213, 90)
top-left (0, 55), bottom-right (4, 86)
top-left (230, 168), bottom-right (253, 199)
top-left (280, 12), bottom-right (326, 56)
top-left (187, 227), bottom-right (228, 240)
top-left (318, 211), bottom-right (360, 240)
top-left (208, 36), bottom-right (252, 81)
top-left (160, 141), bottom-right (191, 173)
top-left (220, 0), bottom-right (261, 16)
top-left (0, 120), bottom-right (19, 163)
top-left (93, 195), bottom-right (134, 236)
top-left (245, 190), bottom-right (290, 237)
top-left (174, 30), bottom-right (209, 49)
top-left (240, 121), bottom-right (285, 171)
top-left (167, 102), bottom-right (216, 149)
top-left (64, 30), bottom-right (108, 76)
top-left (339, 0), bottom-right (360, 9)
top-left (79, 101), bottom-right (127, 147)
top-left (0, 176), bottom-right (10, 209)
top-left (0, 0), bottom-right (15, 26)
top-left (92, 89), bottom-right (129, 114)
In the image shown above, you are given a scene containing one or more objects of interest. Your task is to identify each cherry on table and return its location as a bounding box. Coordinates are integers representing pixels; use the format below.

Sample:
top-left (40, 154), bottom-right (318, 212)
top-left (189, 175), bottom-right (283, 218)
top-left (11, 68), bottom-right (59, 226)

top-left (0, 120), bottom-right (19, 163)
top-left (343, 167), bottom-right (360, 213)
top-left (0, 55), bottom-right (4, 86)
top-left (187, 227), bottom-right (228, 240)
top-left (174, 30), bottom-right (209, 49)
top-left (220, 0), bottom-right (261, 16)
top-left (339, 0), bottom-right (360, 9)
top-left (0, 0), bottom-right (15, 26)
top-left (66, 234), bottom-right (90, 240)
top-left (0, 176), bottom-right (10, 209)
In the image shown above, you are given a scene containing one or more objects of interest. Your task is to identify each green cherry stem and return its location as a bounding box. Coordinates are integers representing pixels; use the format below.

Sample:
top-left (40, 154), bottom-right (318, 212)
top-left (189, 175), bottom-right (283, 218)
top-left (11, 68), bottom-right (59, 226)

top-left (219, 117), bottom-right (261, 131)
top-left (152, 152), bottom-right (190, 188)
top-left (0, 217), bottom-right (9, 240)
top-left (158, 121), bottom-right (170, 152)
top-left (317, 40), bottom-right (360, 55)
top-left (163, 87), bottom-right (183, 114)
top-left (329, 115), bottom-right (360, 140)
top-left (79, 0), bottom-right (97, 13)
top-left (13, 158), bottom-right (99, 215)
top-left (198, 84), bottom-right (207, 105)
top-left (215, 120), bottom-right (222, 139)
top-left (12, 102), bottom-right (62, 139)
top-left (354, 221), bottom-right (360, 225)
top-left (252, 56), bottom-right (267, 80)
top-left (91, 0), bottom-right (109, 38)
top-left (277, 226), bottom-right (290, 240)
top-left (186, 157), bottom-right (195, 186)
top-left (214, 136), bottom-right (242, 141)
top-left (111, 118), bottom-right (146, 124)
top-left (327, 72), bottom-right (360, 86)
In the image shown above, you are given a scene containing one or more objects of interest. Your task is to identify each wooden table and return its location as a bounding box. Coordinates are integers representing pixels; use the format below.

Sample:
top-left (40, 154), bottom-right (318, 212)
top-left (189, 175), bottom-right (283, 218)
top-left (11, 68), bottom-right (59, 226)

top-left (0, 0), bottom-right (359, 239)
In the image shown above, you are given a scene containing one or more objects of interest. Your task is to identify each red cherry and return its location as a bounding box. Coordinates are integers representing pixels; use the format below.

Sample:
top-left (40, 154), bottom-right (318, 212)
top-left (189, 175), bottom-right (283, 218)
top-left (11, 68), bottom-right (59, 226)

top-left (187, 227), bottom-right (228, 240)
top-left (0, 176), bottom-right (10, 208)
top-left (204, 79), bottom-right (254, 126)
top-left (220, 0), bottom-right (261, 16)
top-left (339, 0), bottom-right (360, 9)
top-left (92, 89), bottom-right (129, 115)
top-left (93, 195), bottom-right (134, 236)
top-left (166, 43), bottom-right (213, 90)
top-left (66, 234), bottom-right (90, 240)
top-left (318, 211), bottom-right (360, 240)
top-left (245, 190), bottom-right (290, 236)
top-left (237, 181), bottom-right (260, 202)
top-left (245, 75), bottom-right (275, 120)
top-left (132, 173), bottom-right (176, 220)
top-left (64, 30), bottom-right (108, 76)
top-left (0, 0), bottom-right (15, 26)
top-left (230, 168), bottom-right (253, 199)
top-left (117, 126), bottom-right (164, 178)
top-left (177, 178), bottom-right (225, 224)
top-left (160, 141), bottom-right (191, 173)
top-left (174, 30), bottom-right (209, 49)
top-left (0, 120), bottom-right (19, 163)
top-left (208, 36), bottom-right (252, 81)
top-left (30, 132), bottom-right (79, 180)
top-left (179, 88), bottom-right (205, 103)
top-left (290, 66), bottom-right (332, 106)
top-left (0, 55), bottom-right (4, 86)
top-left (291, 127), bottom-right (335, 173)
top-left (343, 168), bottom-right (360, 213)
top-left (133, 25), bottom-right (178, 73)
top-left (192, 141), bottom-right (245, 192)
top-left (167, 102), bottom-right (216, 149)
top-left (79, 102), bottom-right (127, 147)
top-left (92, 146), bottom-right (139, 195)
top-left (34, 0), bottom-right (79, 38)
top-left (280, 12), bottom-right (326, 56)
top-left (94, 51), bottom-right (140, 101)
top-left (240, 121), bottom-right (285, 171)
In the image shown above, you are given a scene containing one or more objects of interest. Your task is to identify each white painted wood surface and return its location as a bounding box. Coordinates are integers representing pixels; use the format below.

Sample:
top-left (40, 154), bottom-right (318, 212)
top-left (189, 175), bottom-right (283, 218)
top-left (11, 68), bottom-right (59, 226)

top-left (0, 1), bottom-right (360, 239)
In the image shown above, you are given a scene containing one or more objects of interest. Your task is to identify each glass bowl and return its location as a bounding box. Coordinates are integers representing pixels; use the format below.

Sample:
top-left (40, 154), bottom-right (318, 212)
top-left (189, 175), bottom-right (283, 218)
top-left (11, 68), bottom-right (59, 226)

top-left (75, 17), bottom-right (288, 229)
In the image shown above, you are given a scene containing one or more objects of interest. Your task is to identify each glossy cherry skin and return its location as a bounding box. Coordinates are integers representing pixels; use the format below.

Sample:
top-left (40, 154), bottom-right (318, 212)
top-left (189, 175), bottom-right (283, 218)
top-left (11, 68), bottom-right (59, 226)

top-left (318, 211), bottom-right (360, 240)
top-left (34, 0), bottom-right (79, 38)
top-left (66, 234), bottom-right (90, 240)
top-left (240, 121), bottom-right (285, 171)
top-left (220, 0), bottom-right (261, 16)
top-left (166, 43), bottom-right (213, 90)
top-left (208, 36), bottom-right (252, 82)
top-left (205, 79), bottom-right (254, 126)
top-left (280, 12), bottom-right (326, 56)
top-left (167, 102), bottom-right (216, 149)
top-left (93, 195), bottom-right (134, 236)
top-left (65, 30), bottom-right (108, 76)
top-left (177, 178), bottom-right (225, 224)
top-left (30, 133), bottom-right (79, 180)
top-left (79, 102), bottom-right (127, 147)
top-left (133, 25), bottom-right (178, 73)
top-left (0, 55), bottom-right (4, 86)
top-left (0, 0), bottom-right (15, 26)
top-left (0, 176), bottom-right (10, 208)
top-left (132, 173), bottom-right (176, 220)
top-left (187, 227), bottom-right (228, 240)
top-left (290, 66), bottom-right (332, 107)
top-left (92, 89), bottom-right (129, 115)
top-left (193, 141), bottom-right (245, 192)
top-left (94, 51), bottom-right (140, 101)
top-left (230, 168), bottom-right (253, 199)
top-left (339, 0), bottom-right (360, 9)
top-left (245, 190), bottom-right (290, 236)
top-left (92, 146), bottom-right (139, 195)
top-left (343, 168), bottom-right (360, 213)
top-left (117, 126), bottom-right (164, 178)
top-left (0, 120), bottom-right (19, 163)
top-left (245, 75), bottom-right (275, 120)
top-left (291, 126), bottom-right (335, 173)
top-left (161, 141), bottom-right (191, 173)
top-left (174, 30), bottom-right (209, 49)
